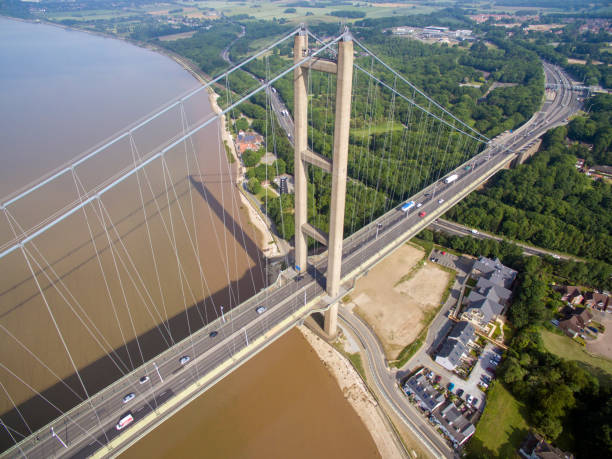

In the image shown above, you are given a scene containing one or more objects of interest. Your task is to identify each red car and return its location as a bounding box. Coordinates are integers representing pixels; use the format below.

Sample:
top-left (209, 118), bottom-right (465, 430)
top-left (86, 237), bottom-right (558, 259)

top-left (419, 211), bottom-right (426, 218)
top-left (434, 375), bottom-right (442, 384)
top-left (441, 251), bottom-right (447, 255)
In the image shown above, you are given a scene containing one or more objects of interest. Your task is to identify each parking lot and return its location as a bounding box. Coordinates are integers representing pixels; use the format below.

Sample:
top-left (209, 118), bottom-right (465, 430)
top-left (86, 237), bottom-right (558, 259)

top-left (408, 343), bottom-right (502, 414)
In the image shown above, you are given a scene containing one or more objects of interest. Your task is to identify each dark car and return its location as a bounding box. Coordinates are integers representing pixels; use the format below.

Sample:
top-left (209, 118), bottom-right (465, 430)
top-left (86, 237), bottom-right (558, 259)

top-left (209, 331), bottom-right (218, 338)
top-left (457, 388), bottom-right (464, 397)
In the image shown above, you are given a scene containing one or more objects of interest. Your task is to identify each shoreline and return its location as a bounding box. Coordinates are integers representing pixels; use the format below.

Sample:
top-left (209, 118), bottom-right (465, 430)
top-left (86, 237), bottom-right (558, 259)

top-left (2, 15), bottom-right (282, 258)
top-left (299, 326), bottom-right (406, 458)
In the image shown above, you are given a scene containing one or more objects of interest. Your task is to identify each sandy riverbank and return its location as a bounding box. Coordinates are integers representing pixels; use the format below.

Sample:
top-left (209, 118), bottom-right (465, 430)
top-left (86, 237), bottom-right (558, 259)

top-left (299, 326), bottom-right (405, 458)
top-left (160, 47), bottom-right (283, 259)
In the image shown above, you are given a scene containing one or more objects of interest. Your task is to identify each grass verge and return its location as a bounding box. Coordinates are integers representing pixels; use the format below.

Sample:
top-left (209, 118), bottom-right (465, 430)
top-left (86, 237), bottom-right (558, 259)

top-left (540, 329), bottom-right (612, 383)
top-left (333, 342), bottom-right (367, 382)
top-left (467, 382), bottom-right (529, 457)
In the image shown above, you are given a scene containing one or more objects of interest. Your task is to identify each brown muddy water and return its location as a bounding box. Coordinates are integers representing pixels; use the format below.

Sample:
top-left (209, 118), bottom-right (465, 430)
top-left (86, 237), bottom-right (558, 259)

top-left (0, 18), bottom-right (376, 456)
top-left (122, 330), bottom-right (379, 459)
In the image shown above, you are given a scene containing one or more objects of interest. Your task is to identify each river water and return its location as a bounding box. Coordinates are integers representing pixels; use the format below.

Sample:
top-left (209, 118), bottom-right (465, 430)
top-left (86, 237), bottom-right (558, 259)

top-left (0, 18), bottom-right (377, 457)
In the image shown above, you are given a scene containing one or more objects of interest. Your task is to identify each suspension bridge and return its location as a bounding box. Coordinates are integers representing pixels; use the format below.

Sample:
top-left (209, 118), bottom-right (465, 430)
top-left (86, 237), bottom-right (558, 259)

top-left (0, 25), bottom-right (580, 458)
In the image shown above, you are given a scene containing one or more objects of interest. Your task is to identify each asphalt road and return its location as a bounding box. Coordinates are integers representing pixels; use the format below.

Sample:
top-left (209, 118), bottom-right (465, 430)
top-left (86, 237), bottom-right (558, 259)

top-left (10, 63), bottom-right (582, 459)
top-left (339, 312), bottom-right (453, 458)
top-left (430, 219), bottom-right (579, 261)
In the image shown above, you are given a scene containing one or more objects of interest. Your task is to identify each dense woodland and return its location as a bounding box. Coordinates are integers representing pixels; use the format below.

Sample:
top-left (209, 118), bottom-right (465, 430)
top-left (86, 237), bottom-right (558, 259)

top-left (447, 125), bottom-right (612, 263)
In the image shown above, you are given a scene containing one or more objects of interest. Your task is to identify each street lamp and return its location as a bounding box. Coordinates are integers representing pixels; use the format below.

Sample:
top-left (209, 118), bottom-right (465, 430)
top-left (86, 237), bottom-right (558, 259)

top-left (221, 305), bottom-right (226, 323)
top-left (153, 361), bottom-right (163, 383)
top-left (51, 427), bottom-right (67, 449)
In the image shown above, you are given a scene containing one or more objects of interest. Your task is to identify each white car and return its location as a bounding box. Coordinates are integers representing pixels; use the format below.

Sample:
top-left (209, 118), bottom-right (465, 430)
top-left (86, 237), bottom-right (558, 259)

top-left (256, 306), bottom-right (267, 315)
top-left (471, 229), bottom-right (479, 234)
top-left (416, 202), bottom-right (423, 208)
top-left (179, 355), bottom-right (190, 365)
top-left (122, 393), bottom-right (135, 404)
top-left (139, 376), bottom-right (149, 384)
top-left (438, 198), bottom-right (444, 204)
top-left (466, 394), bottom-right (473, 404)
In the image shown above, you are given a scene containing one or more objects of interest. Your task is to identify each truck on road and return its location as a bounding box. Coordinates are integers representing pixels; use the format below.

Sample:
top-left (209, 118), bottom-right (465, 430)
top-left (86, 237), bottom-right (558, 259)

top-left (443, 174), bottom-right (459, 184)
top-left (401, 201), bottom-right (416, 212)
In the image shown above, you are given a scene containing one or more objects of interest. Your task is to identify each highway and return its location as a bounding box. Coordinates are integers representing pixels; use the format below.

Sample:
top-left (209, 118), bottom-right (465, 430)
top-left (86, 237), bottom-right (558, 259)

top-left (5, 63), bottom-right (582, 459)
top-left (430, 218), bottom-right (580, 261)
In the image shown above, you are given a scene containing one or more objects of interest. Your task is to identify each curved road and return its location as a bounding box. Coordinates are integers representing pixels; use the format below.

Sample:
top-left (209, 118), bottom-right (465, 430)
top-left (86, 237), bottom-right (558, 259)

top-left (9, 61), bottom-right (582, 459)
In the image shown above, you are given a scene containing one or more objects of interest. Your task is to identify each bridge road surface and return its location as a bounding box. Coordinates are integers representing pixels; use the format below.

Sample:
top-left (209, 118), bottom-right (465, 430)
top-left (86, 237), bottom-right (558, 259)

top-left (9, 63), bottom-right (580, 459)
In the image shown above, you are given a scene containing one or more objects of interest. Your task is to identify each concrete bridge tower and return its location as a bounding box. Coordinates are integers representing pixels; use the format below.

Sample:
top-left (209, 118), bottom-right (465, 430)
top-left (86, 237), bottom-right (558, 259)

top-left (293, 27), bottom-right (353, 337)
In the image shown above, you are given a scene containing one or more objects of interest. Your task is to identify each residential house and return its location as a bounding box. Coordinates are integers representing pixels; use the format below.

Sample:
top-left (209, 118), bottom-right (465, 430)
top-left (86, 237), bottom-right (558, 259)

top-left (434, 402), bottom-right (476, 447)
top-left (559, 308), bottom-right (593, 338)
top-left (519, 432), bottom-right (574, 459)
top-left (403, 373), bottom-right (445, 412)
top-left (584, 291), bottom-right (610, 312)
top-left (462, 261), bottom-right (514, 329)
top-left (560, 286), bottom-right (584, 306)
top-left (435, 321), bottom-right (476, 371)
top-left (235, 131), bottom-right (264, 155)
top-left (472, 256), bottom-right (517, 290)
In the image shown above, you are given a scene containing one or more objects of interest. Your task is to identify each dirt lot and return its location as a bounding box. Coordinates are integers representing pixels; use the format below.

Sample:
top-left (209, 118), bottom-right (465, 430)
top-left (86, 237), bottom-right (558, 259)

top-left (346, 243), bottom-right (451, 360)
top-left (587, 312), bottom-right (612, 361)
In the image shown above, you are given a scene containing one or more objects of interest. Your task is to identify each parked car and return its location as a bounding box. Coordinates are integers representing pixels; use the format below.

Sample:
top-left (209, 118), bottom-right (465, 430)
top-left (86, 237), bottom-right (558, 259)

top-left (457, 388), bottom-right (464, 397)
top-left (434, 375), bottom-right (442, 384)
top-left (472, 398), bottom-right (479, 407)
top-left (466, 394), bottom-right (473, 404)
top-left (448, 382), bottom-right (455, 391)
top-left (427, 371), bottom-right (434, 379)
top-left (486, 367), bottom-right (496, 375)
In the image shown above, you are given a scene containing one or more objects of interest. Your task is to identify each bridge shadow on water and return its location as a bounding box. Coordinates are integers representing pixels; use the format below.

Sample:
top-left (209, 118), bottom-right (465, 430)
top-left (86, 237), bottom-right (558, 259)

top-left (0, 175), bottom-right (267, 452)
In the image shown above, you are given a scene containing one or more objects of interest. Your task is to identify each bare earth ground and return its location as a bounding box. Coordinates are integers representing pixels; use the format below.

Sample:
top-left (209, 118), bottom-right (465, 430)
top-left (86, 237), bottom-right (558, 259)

top-left (587, 313), bottom-right (612, 360)
top-left (299, 326), bottom-right (402, 459)
top-left (346, 244), bottom-right (451, 359)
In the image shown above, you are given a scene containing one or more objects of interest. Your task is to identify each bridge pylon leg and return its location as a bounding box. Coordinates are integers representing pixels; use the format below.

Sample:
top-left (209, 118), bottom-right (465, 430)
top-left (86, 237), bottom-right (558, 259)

top-left (324, 33), bottom-right (353, 337)
top-left (293, 30), bottom-right (309, 275)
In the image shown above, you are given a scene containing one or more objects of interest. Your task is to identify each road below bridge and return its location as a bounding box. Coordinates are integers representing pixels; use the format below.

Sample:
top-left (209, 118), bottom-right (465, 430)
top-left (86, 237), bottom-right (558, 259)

top-left (8, 62), bottom-right (582, 459)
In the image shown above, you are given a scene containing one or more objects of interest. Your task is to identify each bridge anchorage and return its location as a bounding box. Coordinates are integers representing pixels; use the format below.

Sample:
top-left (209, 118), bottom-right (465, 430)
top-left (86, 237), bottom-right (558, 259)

top-left (2, 20), bottom-right (577, 459)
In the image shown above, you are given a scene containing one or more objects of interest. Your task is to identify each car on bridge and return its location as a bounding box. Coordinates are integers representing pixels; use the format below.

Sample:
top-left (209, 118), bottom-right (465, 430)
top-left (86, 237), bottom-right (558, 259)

top-left (139, 376), bottom-right (149, 385)
top-left (209, 331), bottom-right (218, 338)
top-left (256, 306), bottom-right (267, 314)
top-left (122, 393), bottom-right (135, 404)
top-left (179, 355), bottom-right (190, 365)
top-left (419, 211), bottom-right (426, 218)
top-left (116, 412), bottom-right (134, 431)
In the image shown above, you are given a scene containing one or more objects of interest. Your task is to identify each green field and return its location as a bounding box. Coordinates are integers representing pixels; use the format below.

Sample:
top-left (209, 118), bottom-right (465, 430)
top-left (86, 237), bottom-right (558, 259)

top-left (188, 0), bottom-right (434, 24)
top-left (541, 329), bottom-right (612, 384)
top-left (467, 382), bottom-right (529, 458)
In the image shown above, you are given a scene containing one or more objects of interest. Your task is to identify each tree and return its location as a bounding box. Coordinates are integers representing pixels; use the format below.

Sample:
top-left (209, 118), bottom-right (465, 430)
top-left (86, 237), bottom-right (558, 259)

top-left (235, 117), bottom-right (249, 132)
top-left (248, 177), bottom-right (261, 195)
